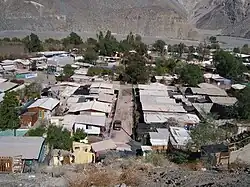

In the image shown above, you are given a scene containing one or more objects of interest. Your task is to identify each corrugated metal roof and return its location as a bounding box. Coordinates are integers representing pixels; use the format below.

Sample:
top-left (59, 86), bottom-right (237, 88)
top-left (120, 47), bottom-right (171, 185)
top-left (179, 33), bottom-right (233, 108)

top-left (144, 112), bottom-right (200, 124)
top-left (75, 114), bottom-right (106, 127)
top-left (90, 82), bottom-right (113, 90)
top-left (209, 96), bottom-right (237, 106)
top-left (0, 137), bottom-right (44, 159)
top-left (192, 103), bottom-right (213, 117)
top-left (149, 128), bottom-right (170, 146)
top-left (28, 98), bottom-right (60, 111)
top-left (91, 139), bottom-right (117, 152)
top-left (140, 95), bottom-right (176, 105)
top-left (69, 101), bottom-right (112, 113)
top-left (169, 126), bottom-right (191, 147)
top-left (0, 82), bottom-right (18, 92)
top-left (97, 93), bottom-right (114, 103)
top-left (140, 90), bottom-right (169, 97)
top-left (60, 86), bottom-right (80, 97)
top-left (142, 103), bottom-right (186, 113)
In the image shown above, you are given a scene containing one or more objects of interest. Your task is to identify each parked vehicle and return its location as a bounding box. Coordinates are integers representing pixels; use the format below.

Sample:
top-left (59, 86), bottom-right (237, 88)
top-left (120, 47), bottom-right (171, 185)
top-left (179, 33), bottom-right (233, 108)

top-left (113, 120), bottom-right (122, 130)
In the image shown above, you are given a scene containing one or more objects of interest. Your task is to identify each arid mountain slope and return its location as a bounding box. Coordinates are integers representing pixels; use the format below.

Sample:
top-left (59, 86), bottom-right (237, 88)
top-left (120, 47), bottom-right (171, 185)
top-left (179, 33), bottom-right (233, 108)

top-left (0, 0), bottom-right (198, 39)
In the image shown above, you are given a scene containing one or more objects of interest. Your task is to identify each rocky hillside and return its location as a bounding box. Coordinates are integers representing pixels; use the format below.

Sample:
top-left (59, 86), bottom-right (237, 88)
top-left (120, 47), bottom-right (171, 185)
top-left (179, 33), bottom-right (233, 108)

top-left (0, 0), bottom-right (250, 39)
top-left (0, 0), bottom-right (198, 39)
top-left (184, 0), bottom-right (250, 38)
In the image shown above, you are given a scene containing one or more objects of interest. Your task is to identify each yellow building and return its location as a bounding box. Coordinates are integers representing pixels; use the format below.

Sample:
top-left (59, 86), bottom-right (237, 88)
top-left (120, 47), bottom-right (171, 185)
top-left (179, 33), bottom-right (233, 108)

top-left (72, 141), bottom-right (95, 164)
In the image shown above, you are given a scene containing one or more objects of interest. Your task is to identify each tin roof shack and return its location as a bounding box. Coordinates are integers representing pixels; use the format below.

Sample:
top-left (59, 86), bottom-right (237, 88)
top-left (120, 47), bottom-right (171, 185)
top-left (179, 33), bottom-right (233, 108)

top-left (149, 128), bottom-right (170, 153)
top-left (20, 112), bottom-right (38, 128)
top-left (201, 144), bottom-right (230, 169)
top-left (0, 137), bottom-right (45, 173)
top-left (0, 82), bottom-right (18, 93)
top-left (28, 98), bottom-right (60, 120)
top-left (169, 126), bottom-right (191, 150)
top-left (72, 142), bottom-right (95, 164)
top-left (209, 96), bottom-right (237, 119)
top-left (68, 101), bottom-right (112, 117)
top-left (91, 139), bottom-right (117, 161)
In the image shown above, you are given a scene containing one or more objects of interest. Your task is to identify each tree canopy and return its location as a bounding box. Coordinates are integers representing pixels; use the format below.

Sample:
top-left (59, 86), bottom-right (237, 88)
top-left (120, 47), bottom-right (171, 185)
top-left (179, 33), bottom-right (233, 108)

top-left (22, 33), bottom-right (43, 52)
top-left (0, 91), bottom-right (20, 130)
top-left (62, 32), bottom-right (83, 48)
top-left (213, 50), bottom-right (246, 82)
top-left (46, 125), bottom-right (72, 151)
top-left (178, 64), bottom-right (203, 86)
top-left (72, 128), bottom-right (87, 142)
top-left (123, 53), bottom-right (149, 84)
top-left (63, 64), bottom-right (75, 78)
top-left (152, 40), bottom-right (166, 54)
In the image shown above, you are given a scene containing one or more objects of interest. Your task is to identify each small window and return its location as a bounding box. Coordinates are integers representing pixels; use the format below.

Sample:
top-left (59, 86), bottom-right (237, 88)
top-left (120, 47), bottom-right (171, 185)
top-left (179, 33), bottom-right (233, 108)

top-left (75, 147), bottom-right (80, 150)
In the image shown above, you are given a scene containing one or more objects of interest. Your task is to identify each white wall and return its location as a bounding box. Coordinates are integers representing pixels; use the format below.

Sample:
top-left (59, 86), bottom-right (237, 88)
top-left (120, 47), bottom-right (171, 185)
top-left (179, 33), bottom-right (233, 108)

top-left (74, 123), bottom-right (101, 135)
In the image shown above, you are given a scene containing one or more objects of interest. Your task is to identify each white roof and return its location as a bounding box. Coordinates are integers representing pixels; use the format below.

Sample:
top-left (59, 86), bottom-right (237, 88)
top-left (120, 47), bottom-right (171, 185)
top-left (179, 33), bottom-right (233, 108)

top-left (169, 126), bottom-right (191, 147)
top-left (28, 98), bottom-right (60, 110)
top-left (69, 101), bottom-right (112, 113)
top-left (63, 114), bottom-right (106, 129)
top-left (203, 73), bottom-right (222, 79)
top-left (0, 137), bottom-right (45, 159)
top-left (71, 74), bottom-right (90, 81)
top-left (74, 68), bottom-right (88, 75)
top-left (2, 65), bottom-right (16, 71)
top-left (140, 95), bottom-right (176, 105)
top-left (209, 96), bottom-right (237, 106)
top-left (141, 146), bottom-right (152, 152)
top-left (0, 78), bottom-right (7, 84)
top-left (142, 103), bottom-right (186, 113)
top-left (91, 139), bottom-right (117, 152)
top-left (149, 128), bottom-right (170, 146)
top-left (231, 84), bottom-right (246, 90)
top-left (140, 89), bottom-right (169, 97)
top-left (97, 93), bottom-right (114, 103)
top-left (0, 82), bottom-right (18, 92)
top-left (192, 103), bottom-right (213, 117)
top-left (144, 112), bottom-right (200, 124)
top-left (89, 88), bottom-right (114, 95)
top-left (138, 83), bottom-right (170, 91)
top-left (60, 86), bottom-right (80, 98)
top-left (14, 59), bottom-right (30, 65)
top-left (90, 82), bottom-right (113, 90)
top-left (37, 51), bottom-right (68, 56)
top-left (235, 53), bottom-right (250, 58)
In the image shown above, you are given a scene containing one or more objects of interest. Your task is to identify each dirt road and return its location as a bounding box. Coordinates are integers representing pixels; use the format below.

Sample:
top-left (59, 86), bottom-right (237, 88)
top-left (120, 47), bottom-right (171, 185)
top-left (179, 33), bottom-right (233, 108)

top-left (110, 84), bottom-right (133, 145)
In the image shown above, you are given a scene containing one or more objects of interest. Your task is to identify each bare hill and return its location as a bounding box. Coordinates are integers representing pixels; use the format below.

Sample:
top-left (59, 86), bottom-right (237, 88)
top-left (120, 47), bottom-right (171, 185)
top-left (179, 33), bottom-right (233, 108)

top-left (0, 0), bottom-right (199, 39)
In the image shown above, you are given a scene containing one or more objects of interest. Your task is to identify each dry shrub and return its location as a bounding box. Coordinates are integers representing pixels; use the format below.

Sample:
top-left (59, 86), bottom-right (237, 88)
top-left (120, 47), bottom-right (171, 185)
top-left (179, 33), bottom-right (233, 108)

top-left (69, 168), bottom-right (119, 187)
top-left (119, 168), bottom-right (142, 187)
top-left (145, 152), bottom-right (165, 166)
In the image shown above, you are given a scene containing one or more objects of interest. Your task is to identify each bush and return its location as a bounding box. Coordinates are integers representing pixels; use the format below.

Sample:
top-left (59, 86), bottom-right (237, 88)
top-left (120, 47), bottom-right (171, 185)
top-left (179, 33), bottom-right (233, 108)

top-left (168, 151), bottom-right (189, 164)
top-left (145, 152), bottom-right (165, 166)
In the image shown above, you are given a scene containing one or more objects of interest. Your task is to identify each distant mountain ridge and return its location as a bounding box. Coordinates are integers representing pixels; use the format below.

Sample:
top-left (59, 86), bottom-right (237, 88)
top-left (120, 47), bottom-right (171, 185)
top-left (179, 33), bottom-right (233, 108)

top-left (0, 0), bottom-right (250, 39)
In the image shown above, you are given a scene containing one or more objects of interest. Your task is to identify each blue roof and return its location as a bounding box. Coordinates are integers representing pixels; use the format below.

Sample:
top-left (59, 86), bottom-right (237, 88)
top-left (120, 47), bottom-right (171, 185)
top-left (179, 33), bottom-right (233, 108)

top-left (0, 129), bottom-right (28, 137)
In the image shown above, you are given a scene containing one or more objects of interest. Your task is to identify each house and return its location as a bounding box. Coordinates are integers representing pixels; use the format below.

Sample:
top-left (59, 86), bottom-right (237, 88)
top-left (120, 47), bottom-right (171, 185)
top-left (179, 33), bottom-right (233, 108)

top-left (27, 98), bottom-right (60, 119)
top-left (20, 111), bottom-right (38, 127)
top-left (149, 128), bottom-right (170, 152)
top-left (91, 139), bottom-right (117, 160)
top-left (201, 144), bottom-right (230, 168)
top-left (72, 141), bottom-right (95, 164)
top-left (169, 126), bottom-right (191, 150)
top-left (0, 137), bottom-right (45, 172)
top-left (141, 103), bottom-right (186, 113)
top-left (208, 96), bottom-right (237, 106)
top-left (73, 114), bottom-right (107, 135)
top-left (68, 101), bottom-right (112, 116)
top-left (50, 149), bottom-right (73, 166)
top-left (0, 82), bottom-right (18, 93)
top-left (15, 59), bottom-right (31, 69)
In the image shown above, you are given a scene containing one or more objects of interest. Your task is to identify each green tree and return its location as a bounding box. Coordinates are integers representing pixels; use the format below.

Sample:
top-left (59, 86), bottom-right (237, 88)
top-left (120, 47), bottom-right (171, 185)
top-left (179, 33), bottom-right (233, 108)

top-left (62, 32), bottom-right (83, 48)
top-left (209, 36), bottom-right (217, 44)
top-left (27, 126), bottom-right (46, 136)
top-left (233, 47), bottom-right (240, 53)
top-left (0, 91), bottom-right (20, 130)
top-left (12, 37), bottom-right (21, 42)
top-left (179, 64), bottom-right (203, 86)
top-left (72, 128), bottom-right (87, 142)
top-left (84, 47), bottom-right (98, 63)
top-left (213, 50), bottom-right (246, 82)
top-left (63, 64), bottom-right (75, 78)
top-left (22, 33), bottom-right (43, 52)
top-left (46, 125), bottom-right (72, 150)
top-left (178, 43), bottom-right (185, 57)
top-left (189, 117), bottom-right (227, 150)
top-left (241, 44), bottom-right (249, 54)
top-left (3, 37), bottom-right (11, 42)
top-left (152, 40), bottom-right (166, 54)
top-left (124, 53), bottom-right (149, 83)
top-left (232, 87), bottom-right (250, 120)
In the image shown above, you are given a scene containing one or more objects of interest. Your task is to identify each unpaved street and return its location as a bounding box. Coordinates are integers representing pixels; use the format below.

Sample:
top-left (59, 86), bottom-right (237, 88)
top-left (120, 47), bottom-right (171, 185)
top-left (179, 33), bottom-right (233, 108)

top-left (111, 84), bottom-right (133, 145)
